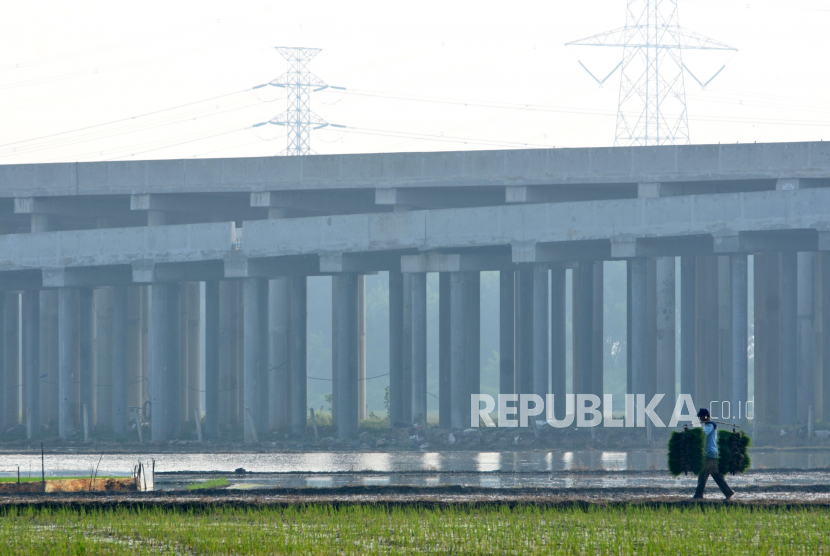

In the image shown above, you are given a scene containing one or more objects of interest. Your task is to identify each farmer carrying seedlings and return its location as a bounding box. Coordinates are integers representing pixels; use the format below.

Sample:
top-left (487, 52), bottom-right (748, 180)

top-left (692, 408), bottom-right (734, 501)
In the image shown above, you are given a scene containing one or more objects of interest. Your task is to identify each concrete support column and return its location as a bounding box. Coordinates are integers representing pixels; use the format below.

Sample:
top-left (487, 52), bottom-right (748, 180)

top-left (290, 276), bottom-right (307, 437)
top-left (58, 288), bottom-right (76, 440)
top-left (515, 269), bottom-right (533, 396)
top-left (335, 273), bottom-right (359, 439)
top-left (39, 290), bottom-right (58, 430)
top-left (149, 284), bottom-right (168, 441)
top-left (439, 273), bottom-right (452, 428)
top-left (331, 280), bottom-right (339, 426)
top-left (592, 262), bottom-right (604, 400)
top-left (630, 258), bottom-right (648, 399)
top-left (0, 294), bottom-right (6, 431)
top-left (218, 281), bottom-right (235, 432)
top-left (410, 272), bottom-right (427, 424)
top-left (466, 271), bottom-right (480, 412)
top-left (821, 254), bottom-right (830, 422)
top-left (656, 258), bottom-right (676, 422)
top-left (717, 257), bottom-right (733, 410)
top-left (499, 270), bottom-right (514, 398)
top-left (389, 270), bottom-right (404, 425)
top-left (167, 284), bottom-right (181, 438)
top-left (79, 289), bottom-right (93, 432)
top-left (532, 265), bottom-right (549, 398)
top-left (780, 251), bottom-right (798, 424)
top-left (243, 278), bottom-right (264, 443)
top-left (756, 254), bottom-right (781, 424)
top-left (551, 268), bottom-right (567, 420)
top-left (680, 257), bottom-right (696, 402)
top-left (3, 295), bottom-right (18, 428)
top-left (797, 252), bottom-right (816, 423)
top-left (402, 273), bottom-right (413, 423)
top-left (95, 288), bottom-right (114, 431)
top-left (203, 281), bottom-right (220, 439)
top-left (731, 254), bottom-right (749, 421)
top-left (357, 275), bottom-right (366, 421)
top-left (185, 284), bottom-right (201, 428)
top-left (575, 262), bottom-right (593, 396)
top-left (269, 277), bottom-right (290, 432)
top-left (696, 256), bottom-right (719, 409)
top-left (112, 286), bottom-right (128, 436)
top-left (449, 272), bottom-right (468, 429)
top-left (23, 291), bottom-right (39, 436)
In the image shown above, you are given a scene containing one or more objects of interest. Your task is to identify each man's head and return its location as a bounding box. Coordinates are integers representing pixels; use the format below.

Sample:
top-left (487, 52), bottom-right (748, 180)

top-left (697, 408), bottom-right (711, 422)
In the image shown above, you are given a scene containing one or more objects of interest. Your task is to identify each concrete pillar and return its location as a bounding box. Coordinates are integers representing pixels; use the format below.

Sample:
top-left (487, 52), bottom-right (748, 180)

top-left (439, 272), bottom-right (452, 428)
top-left (696, 256), bottom-right (719, 409)
top-left (187, 283), bottom-right (201, 426)
top-left (335, 273), bottom-right (359, 439)
top-left (450, 272), bottom-right (467, 429)
top-left (358, 275), bottom-right (366, 421)
top-left (466, 271), bottom-right (481, 412)
top-left (95, 288), bottom-right (114, 431)
top-left (780, 251), bottom-right (798, 424)
top-left (218, 281), bottom-right (234, 431)
top-left (23, 291), bottom-right (39, 436)
top-left (630, 258), bottom-right (648, 398)
top-left (167, 284), bottom-right (181, 438)
top-left (656, 257), bottom-right (676, 422)
top-left (515, 268), bottom-right (533, 395)
top-left (821, 254), bottom-right (830, 422)
top-left (402, 273), bottom-right (413, 423)
top-left (646, 259), bottom-right (657, 401)
top-left (5, 294), bottom-right (19, 427)
top-left (79, 289), bottom-right (93, 430)
top-left (243, 278), bottom-right (263, 443)
top-left (627, 263), bottom-right (632, 394)
top-left (0, 294), bottom-right (5, 431)
top-left (149, 284), bottom-right (168, 441)
top-left (269, 277), bottom-right (290, 432)
top-left (204, 281), bottom-right (220, 439)
top-left (499, 270), bottom-right (515, 399)
top-left (112, 286), bottom-right (128, 436)
top-left (388, 270), bottom-right (404, 425)
top-left (331, 279), bottom-right (338, 426)
top-left (758, 254), bottom-right (781, 424)
top-left (39, 290), bottom-right (58, 429)
top-left (532, 265), bottom-right (549, 398)
top-left (797, 252), bottom-right (816, 423)
top-left (717, 256), bottom-right (733, 409)
top-left (551, 268), bottom-right (567, 420)
top-left (126, 287), bottom-right (143, 425)
top-left (731, 254), bottom-right (749, 421)
top-left (411, 272), bottom-right (427, 424)
top-left (680, 257), bottom-right (696, 403)
top-left (290, 276), bottom-right (307, 437)
top-left (575, 262), bottom-right (593, 396)
top-left (58, 288), bottom-right (76, 440)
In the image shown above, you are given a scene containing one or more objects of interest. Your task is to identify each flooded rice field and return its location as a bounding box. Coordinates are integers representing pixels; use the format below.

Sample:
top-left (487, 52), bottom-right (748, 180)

top-left (0, 449), bottom-right (828, 494)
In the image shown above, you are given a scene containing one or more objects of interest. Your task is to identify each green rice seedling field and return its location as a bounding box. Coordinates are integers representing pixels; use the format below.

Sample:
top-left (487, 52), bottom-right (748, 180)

top-left (0, 504), bottom-right (826, 554)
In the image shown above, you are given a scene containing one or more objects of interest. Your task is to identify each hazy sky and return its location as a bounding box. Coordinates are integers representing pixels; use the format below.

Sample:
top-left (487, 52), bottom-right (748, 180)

top-left (1, 0), bottom-right (829, 163)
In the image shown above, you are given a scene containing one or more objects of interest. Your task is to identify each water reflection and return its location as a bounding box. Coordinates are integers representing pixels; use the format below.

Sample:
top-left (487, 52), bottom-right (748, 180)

top-left (0, 449), bottom-right (827, 477)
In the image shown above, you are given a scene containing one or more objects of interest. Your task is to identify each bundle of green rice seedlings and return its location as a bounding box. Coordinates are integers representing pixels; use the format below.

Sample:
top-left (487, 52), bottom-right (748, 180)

top-left (667, 427), bottom-right (705, 476)
top-left (717, 429), bottom-right (751, 475)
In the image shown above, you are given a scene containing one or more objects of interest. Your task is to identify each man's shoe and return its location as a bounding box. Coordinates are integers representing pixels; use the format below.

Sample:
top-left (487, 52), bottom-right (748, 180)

top-left (724, 493), bottom-right (734, 501)
top-left (692, 495), bottom-right (703, 500)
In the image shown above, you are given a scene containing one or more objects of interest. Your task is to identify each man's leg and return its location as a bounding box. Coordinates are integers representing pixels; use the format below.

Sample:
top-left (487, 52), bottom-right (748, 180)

top-left (693, 471), bottom-right (709, 498)
top-left (711, 472), bottom-right (734, 499)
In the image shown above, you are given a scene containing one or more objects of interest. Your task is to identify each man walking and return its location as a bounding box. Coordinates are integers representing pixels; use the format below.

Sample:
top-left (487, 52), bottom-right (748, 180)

top-left (693, 408), bottom-right (734, 501)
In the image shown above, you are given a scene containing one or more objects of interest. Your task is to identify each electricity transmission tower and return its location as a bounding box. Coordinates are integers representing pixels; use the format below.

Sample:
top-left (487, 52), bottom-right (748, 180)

top-left (566, 0), bottom-right (737, 146)
top-left (254, 47), bottom-right (343, 156)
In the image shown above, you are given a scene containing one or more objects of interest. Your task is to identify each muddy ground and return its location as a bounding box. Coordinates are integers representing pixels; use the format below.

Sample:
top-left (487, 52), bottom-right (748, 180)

top-left (0, 484), bottom-right (829, 509)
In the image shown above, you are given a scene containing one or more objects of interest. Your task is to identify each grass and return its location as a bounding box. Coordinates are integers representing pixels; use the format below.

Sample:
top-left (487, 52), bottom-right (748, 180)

top-left (186, 477), bottom-right (229, 490)
top-left (0, 504), bottom-right (826, 554)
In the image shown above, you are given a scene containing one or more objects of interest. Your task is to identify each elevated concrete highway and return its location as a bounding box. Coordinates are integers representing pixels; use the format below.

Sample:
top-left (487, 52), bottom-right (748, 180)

top-left (0, 142), bottom-right (826, 442)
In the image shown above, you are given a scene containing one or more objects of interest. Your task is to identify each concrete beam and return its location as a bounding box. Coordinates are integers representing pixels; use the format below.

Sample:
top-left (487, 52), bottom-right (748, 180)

top-left (512, 240), bottom-right (609, 263)
top-left (714, 229), bottom-right (818, 254)
top-left (252, 190), bottom-right (377, 215)
top-left (401, 252), bottom-right (512, 273)
top-left (376, 187), bottom-right (503, 208)
top-left (320, 252), bottom-right (400, 273)
top-left (225, 255), bottom-right (320, 279)
top-left (612, 234), bottom-right (713, 258)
